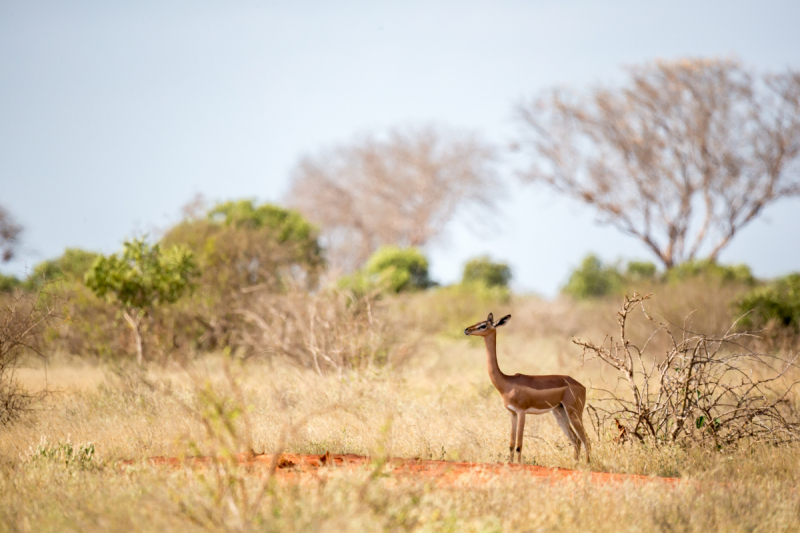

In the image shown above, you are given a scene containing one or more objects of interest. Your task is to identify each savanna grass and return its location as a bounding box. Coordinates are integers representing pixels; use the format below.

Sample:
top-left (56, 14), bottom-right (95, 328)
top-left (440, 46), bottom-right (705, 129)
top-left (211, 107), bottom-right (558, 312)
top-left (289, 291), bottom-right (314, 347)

top-left (2, 287), bottom-right (799, 532)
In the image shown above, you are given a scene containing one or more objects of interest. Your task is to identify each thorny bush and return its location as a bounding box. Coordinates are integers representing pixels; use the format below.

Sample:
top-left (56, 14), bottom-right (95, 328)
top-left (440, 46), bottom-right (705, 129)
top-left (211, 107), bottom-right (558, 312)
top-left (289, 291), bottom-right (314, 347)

top-left (575, 293), bottom-right (800, 448)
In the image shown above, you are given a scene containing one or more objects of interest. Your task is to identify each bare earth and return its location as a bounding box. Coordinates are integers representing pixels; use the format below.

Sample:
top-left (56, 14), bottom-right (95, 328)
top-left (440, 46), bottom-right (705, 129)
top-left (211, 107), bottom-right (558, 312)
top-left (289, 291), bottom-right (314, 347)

top-left (131, 453), bottom-right (680, 486)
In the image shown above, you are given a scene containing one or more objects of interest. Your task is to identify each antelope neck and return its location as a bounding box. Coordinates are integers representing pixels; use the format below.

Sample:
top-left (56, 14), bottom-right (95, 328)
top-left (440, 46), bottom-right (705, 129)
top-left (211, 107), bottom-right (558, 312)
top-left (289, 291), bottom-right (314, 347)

top-left (484, 330), bottom-right (510, 393)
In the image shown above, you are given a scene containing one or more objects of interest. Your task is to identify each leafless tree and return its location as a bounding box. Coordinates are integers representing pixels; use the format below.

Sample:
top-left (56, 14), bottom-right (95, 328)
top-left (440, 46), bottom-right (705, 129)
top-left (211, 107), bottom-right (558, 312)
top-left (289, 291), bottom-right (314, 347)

top-left (0, 205), bottom-right (22, 263)
top-left (287, 126), bottom-right (499, 271)
top-left (516, 58), bottom-right (800, 269)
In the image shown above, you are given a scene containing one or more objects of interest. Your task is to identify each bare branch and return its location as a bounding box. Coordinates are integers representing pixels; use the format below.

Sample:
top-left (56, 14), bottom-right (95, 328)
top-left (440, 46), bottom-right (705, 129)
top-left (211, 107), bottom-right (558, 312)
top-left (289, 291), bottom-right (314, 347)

top-left (516, 58), bottom-right (800, 268)
top-left (287, 125), bottom-right (500, 271)
top-left (576, 292), bottom-right (800, 447)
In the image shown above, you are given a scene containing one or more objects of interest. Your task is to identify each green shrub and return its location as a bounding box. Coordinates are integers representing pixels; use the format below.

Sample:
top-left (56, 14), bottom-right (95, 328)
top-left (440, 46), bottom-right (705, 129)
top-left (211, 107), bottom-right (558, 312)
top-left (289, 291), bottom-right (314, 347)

top-left (737, 273), bottom-right (800, 332)
top-left (164, 200), bottom-right (323, 293)
top-left (562, 254), bottom-right (624, 299)
top-left (32, 202), bottom-right (324, 362)
top-left (85, 239), bottom-right (198, 310)
top-left (462, 256), bottom-right (512, 288)
top-left (0, 273), bottom-right (21, 293)
top-left (28, 248), bottom-right (99, 285)
top-left (156, 200), bottom-right (325, 354)
top-left (28, 438), bottom-right (96, 469)
top-left (626, 260), bottom-right (658, 281)
top-left (564, 254), bottom-right (755, 300)
top-left (400, 282), bottom-right (512, 338)
top-left (208, 199), bottom-right (321, 254)
top-left (84, 238), bottom-right (199, 364)
top-left (355, 246), bottom-right (433, 294)
top-left (665, 259), bottom-right (755, 285)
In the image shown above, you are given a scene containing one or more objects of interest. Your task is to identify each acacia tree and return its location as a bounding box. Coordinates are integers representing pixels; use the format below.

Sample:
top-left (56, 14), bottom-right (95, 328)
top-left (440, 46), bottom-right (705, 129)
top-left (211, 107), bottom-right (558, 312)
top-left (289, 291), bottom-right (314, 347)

top-left (84, 239), bottom-right (198, 365)
top-left (287, 126), bottom-right (499, 271)
top-left (515, 58), bottom-right (800, 269)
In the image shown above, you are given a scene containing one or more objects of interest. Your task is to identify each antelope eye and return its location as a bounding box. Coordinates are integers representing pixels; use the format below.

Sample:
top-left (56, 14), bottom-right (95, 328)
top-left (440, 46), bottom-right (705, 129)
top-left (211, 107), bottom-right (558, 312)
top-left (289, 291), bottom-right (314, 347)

top-left (478, 324), bottom-right (486, 329)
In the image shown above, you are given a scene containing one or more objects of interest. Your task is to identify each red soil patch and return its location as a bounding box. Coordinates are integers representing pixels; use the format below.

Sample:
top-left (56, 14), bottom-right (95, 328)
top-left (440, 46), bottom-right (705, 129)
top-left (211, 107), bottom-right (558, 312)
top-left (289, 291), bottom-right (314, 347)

top-left (125, 453), bottom-right (680, 485)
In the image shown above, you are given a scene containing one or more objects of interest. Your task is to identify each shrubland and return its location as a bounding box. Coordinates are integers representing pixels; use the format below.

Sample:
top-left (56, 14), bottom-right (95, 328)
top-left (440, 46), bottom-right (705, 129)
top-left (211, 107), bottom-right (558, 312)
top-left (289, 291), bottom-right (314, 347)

top-left (1, 202), bottom-right (800, 531)
top-left (2, 282), bottom-right (800, 531)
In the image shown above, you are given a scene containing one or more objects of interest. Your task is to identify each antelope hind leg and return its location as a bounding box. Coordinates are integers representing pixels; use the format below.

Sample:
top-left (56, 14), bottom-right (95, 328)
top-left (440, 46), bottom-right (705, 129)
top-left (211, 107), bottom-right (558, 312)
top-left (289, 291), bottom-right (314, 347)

top-left (552, 405), bottom-right (581, 460)
top-left (565, 405), bottom-right (591, 463)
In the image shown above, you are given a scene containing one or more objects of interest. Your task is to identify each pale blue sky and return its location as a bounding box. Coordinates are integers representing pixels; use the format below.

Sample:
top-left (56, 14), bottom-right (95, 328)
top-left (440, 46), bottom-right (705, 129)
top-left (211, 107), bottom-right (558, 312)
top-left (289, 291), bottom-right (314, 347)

top-left (2, 0), bottom-right (799, 295)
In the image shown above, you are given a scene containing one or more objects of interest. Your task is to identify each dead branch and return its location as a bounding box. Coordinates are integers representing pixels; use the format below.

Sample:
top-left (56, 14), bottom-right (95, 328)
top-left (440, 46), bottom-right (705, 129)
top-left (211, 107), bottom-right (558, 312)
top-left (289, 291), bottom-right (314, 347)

top-left (516, 58), bottom-right (800, 269)
top-left (575, 292), bottom-right (800, 447)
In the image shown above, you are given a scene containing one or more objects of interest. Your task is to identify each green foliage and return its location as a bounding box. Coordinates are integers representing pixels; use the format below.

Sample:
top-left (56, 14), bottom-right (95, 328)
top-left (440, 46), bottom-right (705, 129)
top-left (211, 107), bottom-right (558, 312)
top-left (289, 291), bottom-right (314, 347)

top-left (49, 282), bottom-right (121, 359)
top-left (209, 199), bottom-right (317, 243)
top-left (154, 200), bottom-right (325, 354)
top-left (33, 202), bottom-right (324, 362)
top-left (83, 238), bottom-right (199, 364)
top-left (84, 238), bottom-right (198, 310)
top-left (0, 273), bottom-right (21, 293)
top-left (364, 246), bottom-right (433, 293)
top-left (626, 260), bottom-right (658, 281)
top-left (336, 270), bottom-right (376, 295)
top-left (28, 248), bottom-right (99, 285)
top-left (665, 259), bottom-right (755, 285)
top-left (562, 254), bottom-right (624, 299)
top-left (164, 199), bottom-right (323, 292)
top-left (564, 254), bottom-right (754, 300)
top-left (462, 256), bottom-right (512, 288)
top-left (29, 438), bottom-right (96, 470)
top-left (737, 273), bottom-right (800, 332)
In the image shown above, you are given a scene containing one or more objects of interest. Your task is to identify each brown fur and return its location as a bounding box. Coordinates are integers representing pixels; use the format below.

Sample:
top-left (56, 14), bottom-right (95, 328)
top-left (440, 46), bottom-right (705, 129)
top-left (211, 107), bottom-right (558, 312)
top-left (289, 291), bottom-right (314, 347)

top-left (465, 312), bottom-right (591, 463)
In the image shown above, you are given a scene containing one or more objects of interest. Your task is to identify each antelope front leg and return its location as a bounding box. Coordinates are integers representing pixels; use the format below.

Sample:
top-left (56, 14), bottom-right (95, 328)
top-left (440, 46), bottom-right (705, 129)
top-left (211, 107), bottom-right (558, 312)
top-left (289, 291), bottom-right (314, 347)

top-left (508, 411), bottom-right (518, 463)
top-left (515, 411), bottom-right (526, 464)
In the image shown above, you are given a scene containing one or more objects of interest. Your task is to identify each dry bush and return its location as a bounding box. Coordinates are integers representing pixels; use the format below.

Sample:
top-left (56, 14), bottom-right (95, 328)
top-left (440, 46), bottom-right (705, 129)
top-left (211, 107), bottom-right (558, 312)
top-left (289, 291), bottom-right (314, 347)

top-left (576, 293), bottom-right (800, 447)
top-left (0, 283), bottom-right (61, 425)
top-left (237, 284), bottom-right (416, 374)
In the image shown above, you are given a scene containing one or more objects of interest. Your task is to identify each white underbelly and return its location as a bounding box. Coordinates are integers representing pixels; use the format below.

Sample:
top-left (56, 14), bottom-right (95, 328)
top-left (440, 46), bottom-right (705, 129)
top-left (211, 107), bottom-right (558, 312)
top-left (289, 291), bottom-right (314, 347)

top-left (506, 404), bottom-right (558, 415)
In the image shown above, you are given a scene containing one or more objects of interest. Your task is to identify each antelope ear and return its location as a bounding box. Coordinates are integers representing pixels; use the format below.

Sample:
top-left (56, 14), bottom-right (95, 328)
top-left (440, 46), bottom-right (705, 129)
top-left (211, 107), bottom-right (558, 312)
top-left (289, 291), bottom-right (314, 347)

top-left (494, 314), bottom-right (511, 327)
top-left (487, 312), bottom-right (494, 323)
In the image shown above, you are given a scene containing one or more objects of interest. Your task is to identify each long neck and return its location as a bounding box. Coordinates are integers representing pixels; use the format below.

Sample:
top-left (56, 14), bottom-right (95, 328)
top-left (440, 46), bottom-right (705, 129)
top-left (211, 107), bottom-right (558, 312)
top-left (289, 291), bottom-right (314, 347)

top-left (484, 330), bottom-right (509, 393)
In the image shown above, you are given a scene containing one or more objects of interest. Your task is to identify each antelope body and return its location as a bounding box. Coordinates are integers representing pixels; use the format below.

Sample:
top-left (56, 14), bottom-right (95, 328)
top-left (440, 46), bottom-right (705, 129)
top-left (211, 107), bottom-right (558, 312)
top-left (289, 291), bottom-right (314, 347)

top-left (464, 313), bottom-right (591, 463)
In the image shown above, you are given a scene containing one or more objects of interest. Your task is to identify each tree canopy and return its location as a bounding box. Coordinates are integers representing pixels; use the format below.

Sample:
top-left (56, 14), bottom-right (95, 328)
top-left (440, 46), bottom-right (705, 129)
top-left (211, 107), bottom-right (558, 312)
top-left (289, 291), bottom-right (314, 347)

top-left (162, 199), bottom-right (323, 294)
top-left (29, 249), bottom-right (99, 285)
top-left (84, 238), bottom-right (198, 364)
top-left (364, 246), bottom-right (433, 294)
top-left (462, 256), bottom-right (512, 289)
top-left (85, 239), bottom-right (197, 310)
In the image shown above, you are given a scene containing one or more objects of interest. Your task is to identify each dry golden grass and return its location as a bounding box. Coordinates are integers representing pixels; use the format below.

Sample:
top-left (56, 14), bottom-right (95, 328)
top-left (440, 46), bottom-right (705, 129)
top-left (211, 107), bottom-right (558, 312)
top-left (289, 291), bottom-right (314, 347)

top-left (2, 288), bottom-right (799, 532)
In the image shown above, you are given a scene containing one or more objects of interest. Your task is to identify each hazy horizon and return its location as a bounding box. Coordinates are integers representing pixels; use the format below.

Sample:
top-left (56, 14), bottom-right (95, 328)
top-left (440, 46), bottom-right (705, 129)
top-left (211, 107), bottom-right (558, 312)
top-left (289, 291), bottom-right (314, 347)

top-left (3, 0), bottom-right (799, 296)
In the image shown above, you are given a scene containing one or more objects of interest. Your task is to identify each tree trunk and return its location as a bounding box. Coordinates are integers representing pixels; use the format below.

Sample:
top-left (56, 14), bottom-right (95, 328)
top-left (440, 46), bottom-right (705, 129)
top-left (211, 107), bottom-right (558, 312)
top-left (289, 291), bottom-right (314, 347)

top-left (122, 309), bottom-right (144, 365)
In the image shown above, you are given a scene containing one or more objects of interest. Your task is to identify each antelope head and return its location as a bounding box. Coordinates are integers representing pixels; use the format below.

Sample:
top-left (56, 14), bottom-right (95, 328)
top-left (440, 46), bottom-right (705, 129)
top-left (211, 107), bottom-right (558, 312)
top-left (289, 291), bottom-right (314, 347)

top-left (464, 312), bottom-right (511, 337)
